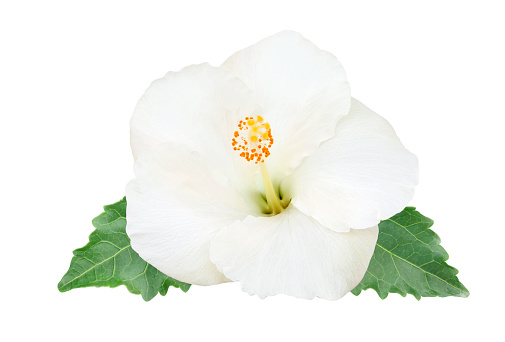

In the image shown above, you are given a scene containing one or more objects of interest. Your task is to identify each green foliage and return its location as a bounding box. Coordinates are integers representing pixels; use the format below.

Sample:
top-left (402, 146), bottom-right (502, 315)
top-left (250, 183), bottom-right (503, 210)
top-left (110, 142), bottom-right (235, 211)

top-left (59, 199), bottom-right (467, 301)
top-left (58, 197), bottom-right (190, 301)
top-left (352, 207), bottom-right (469, 299)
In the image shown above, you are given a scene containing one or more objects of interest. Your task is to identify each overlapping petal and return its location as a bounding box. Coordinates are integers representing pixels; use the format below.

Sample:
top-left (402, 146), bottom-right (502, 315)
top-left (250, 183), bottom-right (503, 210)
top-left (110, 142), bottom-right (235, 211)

top-left (210, 205), bottom-right (378, 300)
top-left (130, 63), bottom-right (263, 198)
top-left (130, 63), bottom-right (256, 158)
top-left (126, 142), bottom-right (254, 285)
top-left (222, 31), bottom-right (351, 179)
top-left (288, 98), bottom-right (419, 232)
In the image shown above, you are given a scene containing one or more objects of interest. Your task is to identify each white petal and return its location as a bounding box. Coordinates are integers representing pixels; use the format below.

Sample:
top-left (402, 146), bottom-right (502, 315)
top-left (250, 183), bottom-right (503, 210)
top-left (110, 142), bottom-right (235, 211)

top-left (221, 31), bottom-right (351, 178)
top-left (126, 142), bottom-right (256, 286)
top-left (210, 205), bottom-right (377, 300)
top-left (130, 63), bottom-right (262, 196)
top-left (288, 98), bottom-right (419, 232)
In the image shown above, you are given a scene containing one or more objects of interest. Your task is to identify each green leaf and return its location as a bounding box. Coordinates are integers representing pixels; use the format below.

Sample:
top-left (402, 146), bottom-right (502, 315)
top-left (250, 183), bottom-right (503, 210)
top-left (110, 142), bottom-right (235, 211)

top-left (58, 197), bottom-right (191, 301)
top-left (352, 207), bottom-right (469, 299)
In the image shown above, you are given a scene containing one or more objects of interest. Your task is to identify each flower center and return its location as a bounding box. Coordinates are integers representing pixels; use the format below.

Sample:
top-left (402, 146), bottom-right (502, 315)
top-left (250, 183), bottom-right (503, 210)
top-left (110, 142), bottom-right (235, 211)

top-left (232, 116), bottom-right (286, 215)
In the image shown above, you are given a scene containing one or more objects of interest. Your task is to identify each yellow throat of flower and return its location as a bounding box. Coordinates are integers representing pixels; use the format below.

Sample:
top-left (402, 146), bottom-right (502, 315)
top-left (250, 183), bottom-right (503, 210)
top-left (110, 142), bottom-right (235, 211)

top-left (231, 115), bottom-right (286, 215)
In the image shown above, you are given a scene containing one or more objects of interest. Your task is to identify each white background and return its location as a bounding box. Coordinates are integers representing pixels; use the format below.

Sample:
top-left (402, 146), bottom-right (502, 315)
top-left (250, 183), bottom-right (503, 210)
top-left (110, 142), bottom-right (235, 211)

top-left (2, 1), bottom-right (504, 341)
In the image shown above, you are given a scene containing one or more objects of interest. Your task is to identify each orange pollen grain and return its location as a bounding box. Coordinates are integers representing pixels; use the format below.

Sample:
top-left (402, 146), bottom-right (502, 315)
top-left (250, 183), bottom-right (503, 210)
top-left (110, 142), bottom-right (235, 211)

top-left (231, 115), bottom-right (274, 164)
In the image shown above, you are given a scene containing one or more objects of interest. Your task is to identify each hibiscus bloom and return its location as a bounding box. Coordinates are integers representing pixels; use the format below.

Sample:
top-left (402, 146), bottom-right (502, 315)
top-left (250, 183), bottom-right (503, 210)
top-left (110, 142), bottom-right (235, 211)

top-left (126, 31), bottom-right (418, 300)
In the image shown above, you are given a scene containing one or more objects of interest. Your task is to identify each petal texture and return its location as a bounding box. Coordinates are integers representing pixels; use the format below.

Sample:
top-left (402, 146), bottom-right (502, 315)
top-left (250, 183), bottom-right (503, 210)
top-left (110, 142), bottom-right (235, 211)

top-left (288, 98), bottom-right (419, 232)
top-left (131, 63), bottom-right (257, 159)
top-left (221, 31), bottom-right (351, 179)
top-left (126, 142), bottom-right (255, 286)
top-left (130, 63), bottom-right (263, 197)
top-left (210, 205), bottom-right (378, 300)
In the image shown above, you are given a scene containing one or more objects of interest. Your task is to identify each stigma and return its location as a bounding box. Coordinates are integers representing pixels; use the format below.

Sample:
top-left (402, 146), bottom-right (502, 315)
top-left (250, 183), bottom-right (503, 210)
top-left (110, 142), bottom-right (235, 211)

top-left (231, 115), bottom-right (274, 164)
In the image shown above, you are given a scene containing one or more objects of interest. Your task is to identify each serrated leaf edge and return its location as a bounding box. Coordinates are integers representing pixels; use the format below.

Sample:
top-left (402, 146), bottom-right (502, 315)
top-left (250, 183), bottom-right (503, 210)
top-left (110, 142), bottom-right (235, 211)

top-left (376, 243), bottom-right (469, 297)
top-left (352, 208), bottom-right (469, 299)
top-left (58, 197), bottom-right (191, 300)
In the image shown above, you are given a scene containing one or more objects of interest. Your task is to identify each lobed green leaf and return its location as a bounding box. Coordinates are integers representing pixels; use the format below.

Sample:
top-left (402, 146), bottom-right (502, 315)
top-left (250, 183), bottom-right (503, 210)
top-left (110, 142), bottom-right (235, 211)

top-left (58, 197), bottom-right (190, 301)
top-left (352, 207), bottom-right (469, 299)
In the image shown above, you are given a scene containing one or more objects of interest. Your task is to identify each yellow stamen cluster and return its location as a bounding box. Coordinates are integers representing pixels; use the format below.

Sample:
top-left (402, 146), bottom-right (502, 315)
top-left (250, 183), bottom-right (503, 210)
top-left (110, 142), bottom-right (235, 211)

top-left (231, 115), bottom-right (274, 164)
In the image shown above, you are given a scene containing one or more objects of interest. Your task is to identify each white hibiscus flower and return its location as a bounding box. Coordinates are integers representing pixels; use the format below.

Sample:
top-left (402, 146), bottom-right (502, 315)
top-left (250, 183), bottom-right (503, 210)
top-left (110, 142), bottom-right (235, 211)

top-left (126, 31), bottom-right (418, 300)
